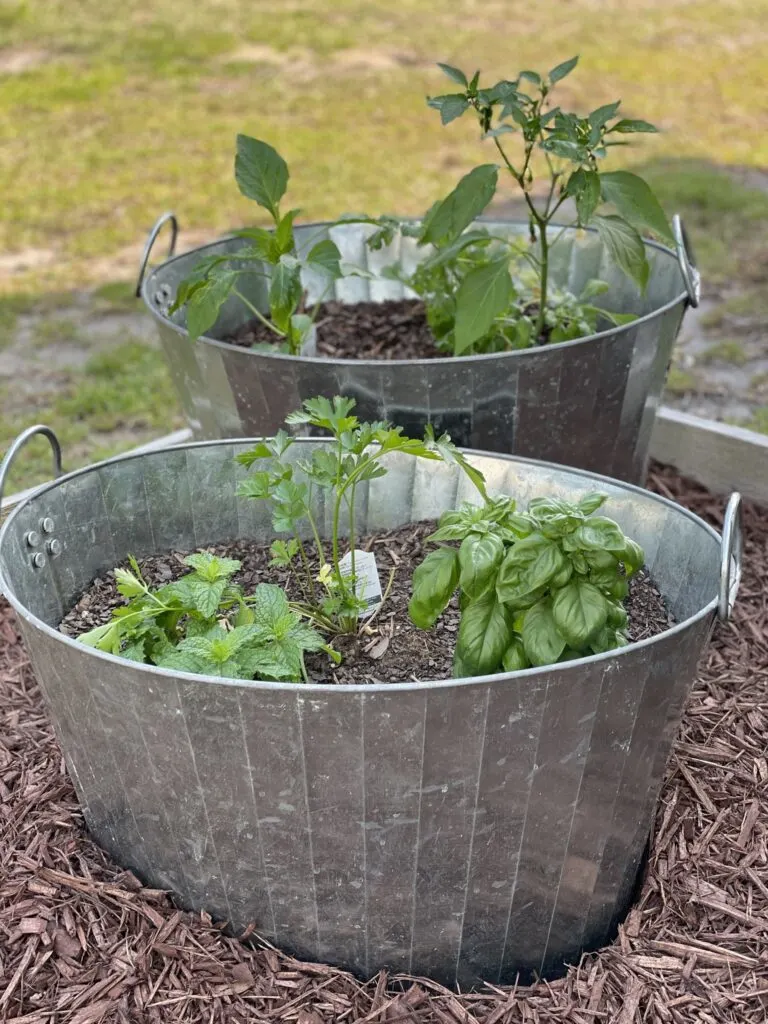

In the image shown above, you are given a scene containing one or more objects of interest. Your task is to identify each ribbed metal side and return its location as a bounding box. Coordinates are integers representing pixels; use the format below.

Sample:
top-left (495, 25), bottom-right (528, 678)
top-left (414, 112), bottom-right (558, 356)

top-left (0, 442), bottom-right (720, 986)
top-left (142, 221), bottom-right (689, 483)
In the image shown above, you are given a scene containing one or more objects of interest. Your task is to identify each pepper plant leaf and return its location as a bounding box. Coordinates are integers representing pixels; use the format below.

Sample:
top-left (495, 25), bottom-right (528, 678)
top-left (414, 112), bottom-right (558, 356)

top-left (599, 170), bottom-right (674, 245)
top-left (454, 256), bottom-right (513, 354)
top-left (235, 134), bottom-right (289, 221)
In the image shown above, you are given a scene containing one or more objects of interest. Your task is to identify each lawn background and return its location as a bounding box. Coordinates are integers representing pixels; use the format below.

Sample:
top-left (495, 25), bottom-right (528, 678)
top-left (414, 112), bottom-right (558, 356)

top-left (1, 0), bottom-right (767, 491)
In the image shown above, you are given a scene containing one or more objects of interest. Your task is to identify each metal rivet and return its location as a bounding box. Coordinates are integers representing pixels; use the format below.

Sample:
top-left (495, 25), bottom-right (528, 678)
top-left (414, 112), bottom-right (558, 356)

top-left (41, 517), bottom-right (55, 534)
top-left (31, 552), bottom-right (46, 569)
top-left (25, 531), bottom-right (41, 549)
top-left (46, 539), bottom-right (62, 558)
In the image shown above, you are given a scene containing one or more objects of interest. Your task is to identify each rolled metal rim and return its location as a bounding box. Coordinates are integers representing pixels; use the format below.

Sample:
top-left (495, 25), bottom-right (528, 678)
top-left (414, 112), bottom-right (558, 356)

top-left (0, 437), bottom-right (723, 695)
top-left (140, 218), bottom-right (691, 368)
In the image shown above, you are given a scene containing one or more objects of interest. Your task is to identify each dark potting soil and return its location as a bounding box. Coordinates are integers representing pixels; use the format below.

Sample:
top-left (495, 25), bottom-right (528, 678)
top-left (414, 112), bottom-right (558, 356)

top-left (58, 521), bottom-right (674, 685)
top-left (225, 298), bottom-right (443, 360)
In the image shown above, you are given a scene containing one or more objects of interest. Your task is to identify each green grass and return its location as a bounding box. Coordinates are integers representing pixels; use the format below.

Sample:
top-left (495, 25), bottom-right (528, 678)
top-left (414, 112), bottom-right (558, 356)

top-left (698, 339), bottom-right (749, 366)
top-left (0, 340), bottom-right (182, 496)
top-left (2, 1), bottom-right (768, 492)
top-left (665, 367), bottom-right (698, 396)
top-left (1, 0), bottom-right (768, 293)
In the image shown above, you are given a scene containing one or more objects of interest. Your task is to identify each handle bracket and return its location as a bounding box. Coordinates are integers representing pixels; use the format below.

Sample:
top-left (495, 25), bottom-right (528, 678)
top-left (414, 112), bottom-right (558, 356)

top-left (0, 425), bottom-right (63, 509)
top-left (672, 213), bottom-right (701, 308)
top-left (718, 492), bottom-right (742, 622)
top-left (135, 212), bottom-right (179, 298)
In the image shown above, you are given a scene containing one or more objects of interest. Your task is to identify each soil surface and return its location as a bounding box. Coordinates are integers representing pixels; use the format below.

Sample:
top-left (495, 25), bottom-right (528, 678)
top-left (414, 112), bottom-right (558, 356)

top-left (59, 520), bottom-right (672, 684)
top-left (226, 298), bottom-right (442, 360)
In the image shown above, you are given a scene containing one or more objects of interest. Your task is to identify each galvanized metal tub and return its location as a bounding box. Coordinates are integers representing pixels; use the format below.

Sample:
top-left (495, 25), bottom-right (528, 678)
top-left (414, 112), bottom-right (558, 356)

top-left (0, 427), bottom-right (739, 988)
top-left (138, 215), bottom-right (700, 483)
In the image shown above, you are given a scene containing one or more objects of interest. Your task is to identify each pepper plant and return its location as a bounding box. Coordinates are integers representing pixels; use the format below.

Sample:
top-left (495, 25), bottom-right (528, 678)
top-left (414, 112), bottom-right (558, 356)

top-left (171, 135), bottom-right (348, 353)
top-left (78, 552), bottom-right (331, 682)
top-left (236, 395), bottom-right (487, 634)
top-left (371, 55), bottom-right (673, 354)
top-left (409, 491), bottom-right (644, 674)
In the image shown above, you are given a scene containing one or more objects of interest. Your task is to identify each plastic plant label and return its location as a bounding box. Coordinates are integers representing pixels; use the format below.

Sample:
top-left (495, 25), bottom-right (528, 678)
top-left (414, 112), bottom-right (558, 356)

top-left (339, 549), bottom-right (382, 618)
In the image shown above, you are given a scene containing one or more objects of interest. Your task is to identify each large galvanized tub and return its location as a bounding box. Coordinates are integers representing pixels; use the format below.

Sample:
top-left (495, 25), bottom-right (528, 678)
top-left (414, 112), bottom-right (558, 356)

top-left (0, 427), bottom-right (738, 988)
top-left (138, 215), bottom-right (700, 484)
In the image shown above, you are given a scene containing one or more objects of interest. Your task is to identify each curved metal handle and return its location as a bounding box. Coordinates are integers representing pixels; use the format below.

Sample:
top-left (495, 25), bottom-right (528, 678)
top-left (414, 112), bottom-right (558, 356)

top-left (135, 212), bottom-right (179, 298)
top-left (0, 425), bottom-right (63, 508)
top-left (718, 492), bottom-right (742, 622)
top-left (672, 213), bottom-right (701, 309)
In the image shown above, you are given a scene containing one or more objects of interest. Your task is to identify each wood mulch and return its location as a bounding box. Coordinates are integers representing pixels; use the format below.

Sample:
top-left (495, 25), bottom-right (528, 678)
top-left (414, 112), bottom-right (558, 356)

top-left (1, 464), bottom-right (767, 1023)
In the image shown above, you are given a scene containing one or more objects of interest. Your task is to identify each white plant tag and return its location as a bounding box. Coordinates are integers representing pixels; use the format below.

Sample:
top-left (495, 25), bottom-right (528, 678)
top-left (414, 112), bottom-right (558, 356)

top-left (339, 549), bottom-right (382, 619)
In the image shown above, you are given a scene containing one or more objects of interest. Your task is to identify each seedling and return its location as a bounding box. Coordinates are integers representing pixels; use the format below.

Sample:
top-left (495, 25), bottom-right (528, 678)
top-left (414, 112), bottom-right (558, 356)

top-left (171, 135), bottom-right (348, 353)
top-left (236, 394), bottom-right (487, 634)
top-left (409, 491), bottom-right (644, 674)
top-left (371, 55), bottom-right (673, 354)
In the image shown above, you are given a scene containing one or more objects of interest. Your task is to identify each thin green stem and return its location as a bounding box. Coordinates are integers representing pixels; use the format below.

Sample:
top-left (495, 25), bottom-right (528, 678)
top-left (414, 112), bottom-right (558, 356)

top-left (231, 288), bottom-right (285, 338)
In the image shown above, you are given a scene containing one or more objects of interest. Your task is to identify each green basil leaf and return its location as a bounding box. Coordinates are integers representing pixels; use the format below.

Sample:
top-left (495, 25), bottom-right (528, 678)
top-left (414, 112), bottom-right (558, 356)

top-left (420, 164), bottom-right (498, 247)
top-left (593, 215), bottom-right (649, 291)
top-left (454, 256), bottom-right (513, 354)
top-left (459, 532), bottom-right (504, 599)
top-left (235, 134), bottom-right (289, 220)
top-left (577, 492), bottom-right (607, 515)
top-left (496, 532), bottom-right (566, 601)
top-left (589, 625), bottom-right (623, 655)
top-left (408, 547), bottom-right (460, 629)
top-left (454, 592), bottom-right (512, 676)
top-left (552, 580), bottom-right (607, 647)
top-left (621, 538), bottom-right (645, 576)
top-left (521, 599), bottom-right (566, 667)
top-left (599, 170), bottom-right (674, 245)
top-left (573, 516), bottom-right (630, 553)
top-left (502, 636), bottom-right (529, 672)
top-left (606, 601), bottom-right (628, 630)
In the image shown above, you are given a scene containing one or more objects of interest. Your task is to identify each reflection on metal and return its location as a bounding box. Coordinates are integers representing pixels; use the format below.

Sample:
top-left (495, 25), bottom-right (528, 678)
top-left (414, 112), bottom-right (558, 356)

top-left (0, 437), bottom-right (738, 987)
top-left (140, 218), bottom-right (693, 483)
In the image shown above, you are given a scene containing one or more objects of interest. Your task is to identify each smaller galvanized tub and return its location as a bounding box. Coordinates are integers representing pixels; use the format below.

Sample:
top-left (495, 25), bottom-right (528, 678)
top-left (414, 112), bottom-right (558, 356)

top-left (0, 427), bottom-right (739, 988)
top-left (138, 215), bottom-right (700, 484)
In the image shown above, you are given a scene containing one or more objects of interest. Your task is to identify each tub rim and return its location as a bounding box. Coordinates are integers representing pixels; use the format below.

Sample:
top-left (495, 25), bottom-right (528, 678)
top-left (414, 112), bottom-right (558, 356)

top-left (0, 438), bottom-right (721, 695)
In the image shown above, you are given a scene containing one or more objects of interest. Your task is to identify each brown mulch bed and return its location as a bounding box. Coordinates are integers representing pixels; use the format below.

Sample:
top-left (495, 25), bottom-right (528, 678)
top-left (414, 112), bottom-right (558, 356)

top-left (227, 299), bottom-right (442, 359)
top-left (1, 464), bottom-right (767, 1022)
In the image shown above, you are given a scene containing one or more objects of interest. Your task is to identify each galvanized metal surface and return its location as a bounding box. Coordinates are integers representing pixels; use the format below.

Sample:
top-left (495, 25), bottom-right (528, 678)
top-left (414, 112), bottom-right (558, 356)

top-left (0, 439), bottom-right (736, 987)
top-left (140, 218), bottom-right (693, 483)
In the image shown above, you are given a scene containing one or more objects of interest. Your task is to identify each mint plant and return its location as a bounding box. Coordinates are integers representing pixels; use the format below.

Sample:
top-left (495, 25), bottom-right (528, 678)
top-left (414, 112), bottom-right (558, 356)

top-left (372, 56), bottom-right (672, 354)
top-left (171, 135), bottom-right (347, 354)
top-left (409, 492), bottom-right (644, 674)
top-left (78, 552), bottom-right (331, 682)
top-left (236, 394), bottom-right (487, 634)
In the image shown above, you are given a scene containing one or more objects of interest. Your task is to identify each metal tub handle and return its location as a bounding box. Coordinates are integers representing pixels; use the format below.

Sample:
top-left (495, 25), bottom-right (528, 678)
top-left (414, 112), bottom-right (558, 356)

top-left (672, 213), bottom-right (701, 309)
top-left (135, 212), bottom-right (179, 298)
top-left (0, 424), bottom-right (63, 509)
top-left (718, 492), bottom-right (742, 622)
